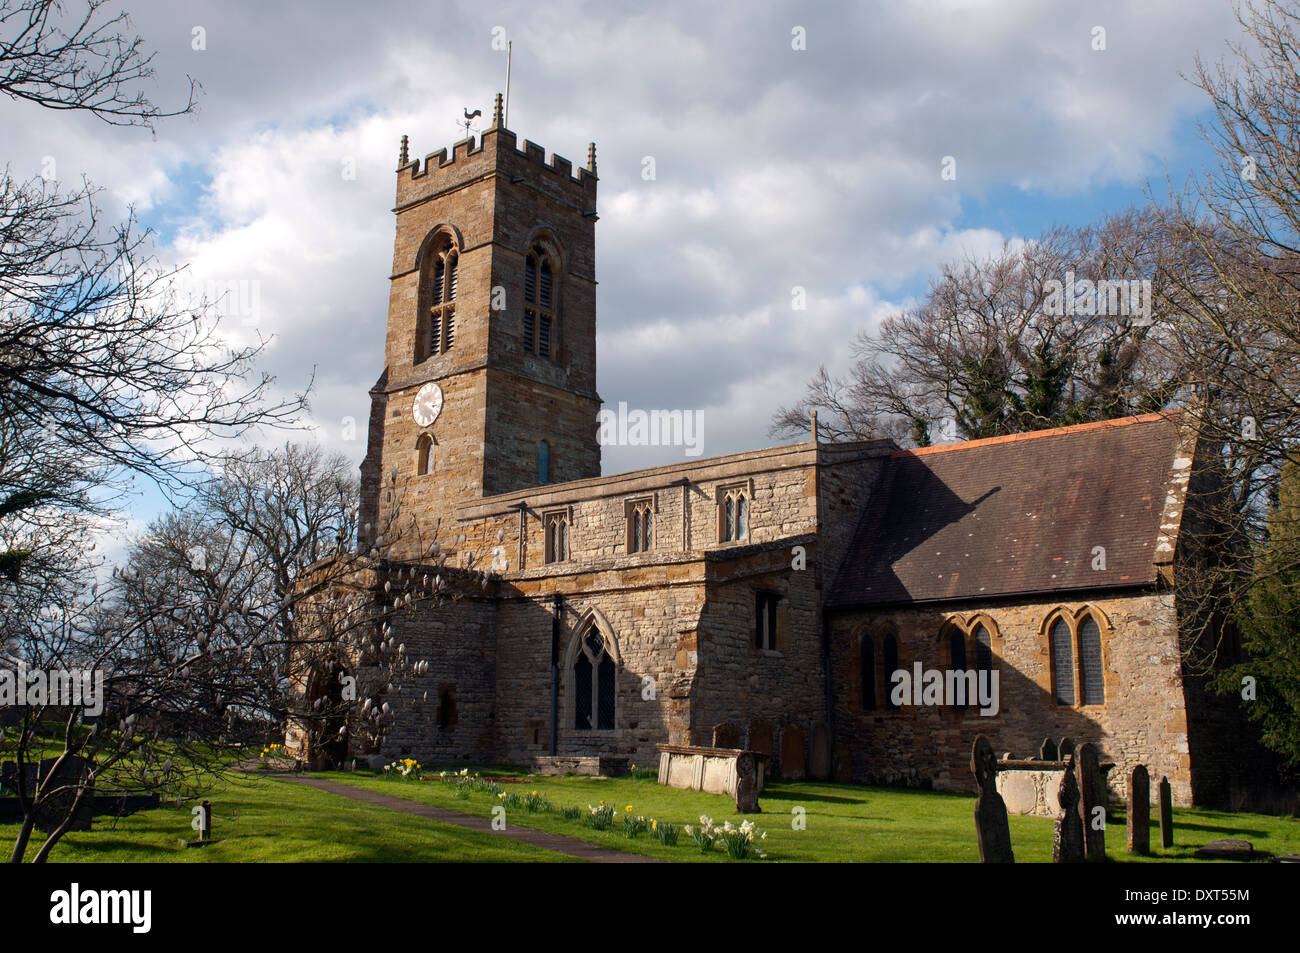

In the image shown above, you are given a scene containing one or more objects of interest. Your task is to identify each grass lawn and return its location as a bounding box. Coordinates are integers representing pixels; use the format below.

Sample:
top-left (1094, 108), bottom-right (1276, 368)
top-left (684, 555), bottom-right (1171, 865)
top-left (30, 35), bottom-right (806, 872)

top-left (5, 763), bottom-right (1297, 862)
top-left (322, 766), bottom-right (1300, 863)
top-left (0, 773), bottom-right (571, 863)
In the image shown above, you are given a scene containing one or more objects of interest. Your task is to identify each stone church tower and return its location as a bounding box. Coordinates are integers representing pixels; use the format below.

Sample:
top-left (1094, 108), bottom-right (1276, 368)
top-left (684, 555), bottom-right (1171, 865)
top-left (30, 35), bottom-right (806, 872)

top-left (359, 94), bottom-right (601, 557)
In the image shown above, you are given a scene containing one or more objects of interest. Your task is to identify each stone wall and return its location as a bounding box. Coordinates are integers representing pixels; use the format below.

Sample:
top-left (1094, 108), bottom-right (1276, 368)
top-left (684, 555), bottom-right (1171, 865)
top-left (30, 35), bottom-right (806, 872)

top-left (381, 593), bottom-right (499, 762)
top-left (693, 539), bottom-right (825, 776)
top-left (829, 589), bottom-right (1196, 805)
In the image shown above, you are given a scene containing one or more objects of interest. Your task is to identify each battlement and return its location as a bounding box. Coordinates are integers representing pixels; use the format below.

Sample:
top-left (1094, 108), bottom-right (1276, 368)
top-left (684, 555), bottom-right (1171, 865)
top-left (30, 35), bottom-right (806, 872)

top-left (396, 97), bottom-right (597, 207)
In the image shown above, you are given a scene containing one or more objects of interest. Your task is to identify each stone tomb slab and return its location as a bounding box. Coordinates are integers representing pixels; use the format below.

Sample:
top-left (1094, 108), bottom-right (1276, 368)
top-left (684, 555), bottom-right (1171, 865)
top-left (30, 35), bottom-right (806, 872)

top-left (780, 726), bottom-right (806, 781)
top-left (656, 744), bottom-right (768, 799)
top-left (1195, 839), bottom-right (1254, 861)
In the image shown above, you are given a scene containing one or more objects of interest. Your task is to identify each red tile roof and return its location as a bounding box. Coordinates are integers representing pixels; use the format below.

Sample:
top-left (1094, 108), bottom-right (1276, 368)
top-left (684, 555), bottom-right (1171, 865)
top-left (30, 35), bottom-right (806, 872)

top-left (828, 413), bottom-right (1186, 607)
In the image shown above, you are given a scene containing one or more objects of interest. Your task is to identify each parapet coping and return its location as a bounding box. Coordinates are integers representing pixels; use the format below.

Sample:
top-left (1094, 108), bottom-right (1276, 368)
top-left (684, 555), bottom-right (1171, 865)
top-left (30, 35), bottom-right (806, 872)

top-left (454, 438), bottom-right (894, 521)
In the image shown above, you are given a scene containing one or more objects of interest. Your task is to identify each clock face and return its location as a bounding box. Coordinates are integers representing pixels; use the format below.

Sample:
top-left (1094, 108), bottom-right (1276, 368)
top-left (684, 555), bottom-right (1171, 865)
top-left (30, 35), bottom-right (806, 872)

top-left (412, 382), bottom-right (444, 428)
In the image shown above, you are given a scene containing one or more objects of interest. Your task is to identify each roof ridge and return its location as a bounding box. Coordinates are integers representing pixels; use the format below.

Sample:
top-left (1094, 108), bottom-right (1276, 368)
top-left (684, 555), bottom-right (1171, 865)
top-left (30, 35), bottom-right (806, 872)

top-left (890, 412), bottom-right (1171, 459)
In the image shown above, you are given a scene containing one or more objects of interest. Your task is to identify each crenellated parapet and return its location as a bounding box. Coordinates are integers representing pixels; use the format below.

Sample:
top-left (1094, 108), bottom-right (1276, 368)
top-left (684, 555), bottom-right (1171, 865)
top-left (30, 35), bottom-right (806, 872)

top-left (395, 98), bottom-right (597, 211)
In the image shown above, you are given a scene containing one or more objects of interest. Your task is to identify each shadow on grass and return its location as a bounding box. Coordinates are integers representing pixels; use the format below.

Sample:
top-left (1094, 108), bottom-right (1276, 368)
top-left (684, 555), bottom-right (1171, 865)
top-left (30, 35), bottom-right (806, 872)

top-left (761, 789), bottom-right (864, 806)
top-left (1170, 821), bottom-right (1272, 838)
top-left (51, 835), bottom-right (180, 858)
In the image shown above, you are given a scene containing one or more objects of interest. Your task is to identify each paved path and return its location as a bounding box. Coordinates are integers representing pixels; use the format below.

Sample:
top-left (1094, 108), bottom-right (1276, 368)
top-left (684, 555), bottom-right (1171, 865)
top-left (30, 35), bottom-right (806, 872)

top-left (275, 775), bottom-right (666, 863)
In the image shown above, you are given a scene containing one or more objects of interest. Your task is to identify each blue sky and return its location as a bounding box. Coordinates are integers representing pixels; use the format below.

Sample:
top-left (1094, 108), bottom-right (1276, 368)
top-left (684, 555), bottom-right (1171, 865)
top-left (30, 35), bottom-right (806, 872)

top-left (0, 0), bottom-right (1253, 567)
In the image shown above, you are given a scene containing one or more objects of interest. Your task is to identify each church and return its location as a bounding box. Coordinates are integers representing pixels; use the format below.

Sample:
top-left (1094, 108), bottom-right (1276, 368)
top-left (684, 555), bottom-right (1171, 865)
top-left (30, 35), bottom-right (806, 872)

top-left (291, 95), bottom-right (1251, 808)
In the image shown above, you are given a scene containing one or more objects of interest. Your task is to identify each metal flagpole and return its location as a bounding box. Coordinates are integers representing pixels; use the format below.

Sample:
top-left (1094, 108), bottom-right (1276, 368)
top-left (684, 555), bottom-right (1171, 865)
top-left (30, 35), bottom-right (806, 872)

top-left (504, 40), bottom-right (512, 128)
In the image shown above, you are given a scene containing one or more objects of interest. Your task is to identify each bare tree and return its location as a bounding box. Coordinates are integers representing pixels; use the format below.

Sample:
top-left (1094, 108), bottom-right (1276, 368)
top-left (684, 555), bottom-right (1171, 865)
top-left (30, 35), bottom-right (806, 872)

top-left (1151, 0), bottom-right (1300, 706)
top-left (4, 449), bottom-right (481, 862)
top-left (0, 1), bottom-right (319, 860)
top-left (0, 0), bottom-right (196, 127)
top-left (773, 209), bottom-right (1187, 446)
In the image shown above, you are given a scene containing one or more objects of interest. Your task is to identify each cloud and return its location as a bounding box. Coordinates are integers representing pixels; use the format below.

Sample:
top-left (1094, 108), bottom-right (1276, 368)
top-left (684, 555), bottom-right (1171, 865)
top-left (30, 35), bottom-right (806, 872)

top-left (0, 0), bottom-right (1252, 539)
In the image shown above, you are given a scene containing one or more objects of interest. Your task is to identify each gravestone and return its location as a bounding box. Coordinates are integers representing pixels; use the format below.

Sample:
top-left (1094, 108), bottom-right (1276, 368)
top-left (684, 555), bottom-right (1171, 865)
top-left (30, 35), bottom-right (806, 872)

top-left (1038, 737), bottom-right (1059, 761)
top-left (1195, 838), bottom-right (1253, 861)
top-left (747, 720), bottom-right (773, 758)
top-left (780, 726), bottom-right (806, 781)
top-left (1075, 742), bottom-right (1106, 861)
top-left (734, 752), bottom-right (761, 814)
top-left (1052, 756), bottom-right (1085, 863)
top-left (197, 800), bottom-right (213, 842)
top-left (1, 757), bottom-right (94, 832)
top-left (833, 742), bottom-right (852, 783)
top-left (971, 735), bottom-right (1014, 863)
top-left (808, 721), bottom-right (832, 780)
top-left (712, 722), bottom-right (741, 749)
top-left (1058, 737), bottom-right (1075, 761)
top-left (1159, 776), bottom-right (1173, 848)
top-left (1127, 765), bottom-right (1150, 855)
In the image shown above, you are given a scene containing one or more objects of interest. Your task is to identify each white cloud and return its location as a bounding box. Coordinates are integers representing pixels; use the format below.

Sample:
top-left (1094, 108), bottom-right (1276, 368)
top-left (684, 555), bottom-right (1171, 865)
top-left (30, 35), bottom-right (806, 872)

top-left (2, 0), bottom-right (1254, 531)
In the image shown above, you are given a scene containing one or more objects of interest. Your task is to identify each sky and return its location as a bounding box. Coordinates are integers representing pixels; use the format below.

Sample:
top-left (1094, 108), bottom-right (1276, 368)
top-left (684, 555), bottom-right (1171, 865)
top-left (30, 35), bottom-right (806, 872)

top-left (0, 0), bottom-right (1253, 565)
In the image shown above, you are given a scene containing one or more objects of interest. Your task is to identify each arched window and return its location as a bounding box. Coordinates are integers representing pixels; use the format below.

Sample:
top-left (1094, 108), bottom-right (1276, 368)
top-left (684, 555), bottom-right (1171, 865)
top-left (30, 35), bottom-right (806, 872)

top-left (628, 500), bottom-right (653, 553)
top-left (1047, 609), bottom-right (1107, 707)
top-left (883, 632), bottom-right (899, 710)
top-left (524, 245), bottom-right (557, 359)
top-left (1079, 614), bottom-right (1105, 705)
top-left (416, 433), bottom-right (434, 476)
top-left (860, 634), bottom-right (876, 711)
top-left (1049, 616), bottom-right (1075, 705)
top-left (949, 628), bottom-right (967, 672)
top-left (419, 232), bottom-right (458, 359)
top-left (538, 440), bottom-right (550, 485)
top-left (544, 510), bottom-right (569, 564)
top-left (973, 622), bottom-right (993, 679)
top-left (720, 487), bottom-right (749, 542)
top-left (948, 626), bottom-right (968, 709)
top-left (573, 628), bottom-right (615, 730)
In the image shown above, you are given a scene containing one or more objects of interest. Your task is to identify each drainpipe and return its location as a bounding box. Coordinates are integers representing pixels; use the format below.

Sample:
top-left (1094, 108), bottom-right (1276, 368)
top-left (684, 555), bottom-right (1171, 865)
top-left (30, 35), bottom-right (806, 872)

top-left (822, 609), bottom-right (834, 737)
top-left (550, 593), bottom-right (563, 755)
top-left (514, 501), bottom-right (528, 571)
top-left (672, 477), bottom-right (690, 551)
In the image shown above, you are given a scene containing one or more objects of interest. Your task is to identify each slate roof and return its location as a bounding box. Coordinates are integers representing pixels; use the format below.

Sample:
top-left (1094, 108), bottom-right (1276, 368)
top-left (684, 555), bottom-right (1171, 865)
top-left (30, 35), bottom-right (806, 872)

top-left (828, 413), bottom-right (1188, 607)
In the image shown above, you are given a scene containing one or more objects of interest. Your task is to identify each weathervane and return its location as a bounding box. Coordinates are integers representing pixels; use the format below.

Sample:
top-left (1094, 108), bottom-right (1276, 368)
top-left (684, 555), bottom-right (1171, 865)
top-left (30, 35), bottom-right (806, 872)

top-left (460, 107), bottom-right (482, 139)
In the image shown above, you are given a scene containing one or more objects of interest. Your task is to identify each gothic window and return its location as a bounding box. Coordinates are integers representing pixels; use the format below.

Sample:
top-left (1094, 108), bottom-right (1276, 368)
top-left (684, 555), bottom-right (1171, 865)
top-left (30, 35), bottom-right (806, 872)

top-left (573, 629), bottom-right (615, 731)
top-left (538, 440), bottom-right (550, 485)
top-left (1047, 609), bottom-right (1107, 707)
top-left (948, 626), bottom-right (968, 709)
top-left (719, 485), bottom-right (749, 543)
top-left (420, 233), bottom-right (458, 360)
top-left (523, 245), bottom-right (557, 359)
top-left (949, 627), bottom-right (967, 672)
top-left (1079, 614), bottom-right (1105, 705)
top-left (859, 634), bottom-right (876, 711)
top-left (627, 499), bottom-right (653, 553)
top-left (416, 433), bottom-right (434, 476)
top-left (882, 632), bottom-right (899, 710)
top-left (1049, 616), bottom-right (1076, 705)
top-left (544, 510), bottom-right (569, 564)
top-left (755, 591), bottom-right (780, 651)
top-left (973, 622), bottom-right (993, 678)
